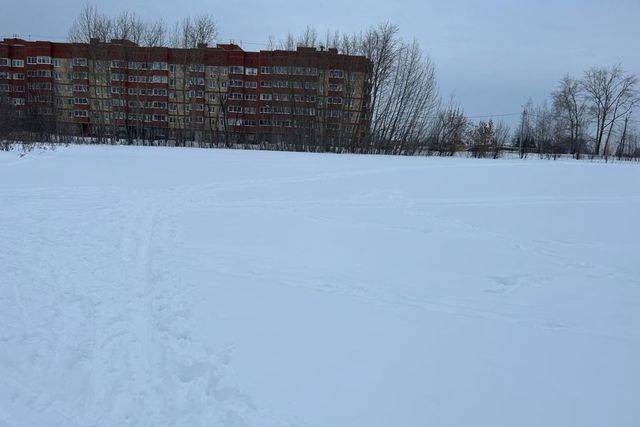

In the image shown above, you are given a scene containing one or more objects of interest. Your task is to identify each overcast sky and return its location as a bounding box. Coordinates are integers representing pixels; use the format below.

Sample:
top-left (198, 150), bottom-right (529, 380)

top-left (3, 0), bottom-right (639, 125)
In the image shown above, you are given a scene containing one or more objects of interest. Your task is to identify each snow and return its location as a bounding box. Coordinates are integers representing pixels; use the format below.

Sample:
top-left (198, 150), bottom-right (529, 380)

top-left (1, 145), bottom-right (639, 427)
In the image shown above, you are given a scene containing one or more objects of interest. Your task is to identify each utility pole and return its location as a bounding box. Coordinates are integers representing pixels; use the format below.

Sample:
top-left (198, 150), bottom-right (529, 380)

top-left (519, 107), bottom-right (526, 159)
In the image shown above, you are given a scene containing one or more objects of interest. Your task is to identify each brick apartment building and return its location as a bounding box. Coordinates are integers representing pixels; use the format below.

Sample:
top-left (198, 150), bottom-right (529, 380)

top-left (0, 38), bottom-right (371, 145)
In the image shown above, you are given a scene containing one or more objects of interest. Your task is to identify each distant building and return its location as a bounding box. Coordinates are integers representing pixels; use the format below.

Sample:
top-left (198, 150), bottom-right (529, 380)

top-left (0, 38), bottom-right (371, 145)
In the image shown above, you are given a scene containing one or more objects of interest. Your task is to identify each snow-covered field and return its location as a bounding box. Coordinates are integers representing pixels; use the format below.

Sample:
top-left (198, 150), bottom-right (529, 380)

top-left (1, 145), bottom-right (639, 427)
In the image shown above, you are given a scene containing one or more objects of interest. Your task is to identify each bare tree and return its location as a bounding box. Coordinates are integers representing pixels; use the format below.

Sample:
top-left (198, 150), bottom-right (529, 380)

top-left (68, 3), bottom-right (112, 43)
top-left (372, 39), bottom-right (438, 153)
top-left (493, 121), bottom-right (510, 159)
top-left (428, 99), bottom-right (469, 155)
top-left (581, 65), bottom-right (638, 157)
top-left (533, 102), bottom-right (553, 157)
top-left (552, 75), bottom-right (587, 156)
top-left (298, 26), bottom-right (319, 48)
top-left (170, 14), bottom-right (218, 49)
top-left (359, 22), bottom-right (401, 147)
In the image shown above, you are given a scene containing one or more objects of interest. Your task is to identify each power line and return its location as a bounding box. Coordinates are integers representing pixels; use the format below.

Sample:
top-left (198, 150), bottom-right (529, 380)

top-left (466, 112), bottom-right (522, 119)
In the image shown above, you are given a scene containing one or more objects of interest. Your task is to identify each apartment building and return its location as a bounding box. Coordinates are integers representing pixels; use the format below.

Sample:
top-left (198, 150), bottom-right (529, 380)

top-left (0, 38), bottom-right (371, 145)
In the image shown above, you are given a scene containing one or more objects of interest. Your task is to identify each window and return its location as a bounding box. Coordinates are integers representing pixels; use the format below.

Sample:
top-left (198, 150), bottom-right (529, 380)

top-left (73, 84), bottom-right (87, 92)
top-left (244, 107), bottom-right (256, 114)
top-left (229, 65), bottom-right (244, 74)
top-left (327, 97), bottom-right (343, 104)
top-left (153, 114), bottom-right (167, 121)
top-left (273, 93), bottom-right (290, 102)
top-left (27, 57), bottom-right (37, 64)
top-left (259, 106), bottom-right (272, 114)
top-left (244, 94), bottom-right (257, 101)
top-left (245, 67), bottom-right (258, 75)
top-left (294, 94), bottom-right (316, 103)
top-left (227, 105), bottom-right (242, 113)
top-left (328, 84), bottom-right (343, 92)
top-left (169, 64), bottom-right (176, 73)
top-left (13, 98), bottom-right (25, 106)
top-left (27, 70), bottom-right (52, 78)
top-left (229, 79), bottom-right (243, 87)
top-left (74, 97), bottom-right (89, 105)
top-left (329, 69), bottom-right (344, 78)
top-left (295, 107), bottom-right (316, 116)
top-left (13, 73), bottom-right (24, 80)
top-left (244, 81), bottom-right (257, 89)
top-left (74, 110), bottom-right (89, 117)
top-left (52, 58), bottom-right (63, 67)
top-left (0, 58), bottom-right (8, 66)
top-left (272, 106), bottom-right (292, 115)
top-left (37, 56), bottom-right (51, 64)
top-left (344, 99), bottom-right (357, 108)
top-left (243, 119), bottom-right (257, 127)
top-left (260, 66), bottom-right (273, 74)
top-left (260, 93), bottom-right (272, 101)
top-left (73, 58), bottom-right (87, 66)
top-left (12, 59), bottom-right (24, 67)
top-left (0, 84), bottom-right (8, 92)
top-left (260, 80), bottom-right (272, 88)
top-left (259, 119), bottom-right (271, 126)
top-left (73, 72), bottom-right (88, 80)
top-left (228, 92), bottom-right (243, 100)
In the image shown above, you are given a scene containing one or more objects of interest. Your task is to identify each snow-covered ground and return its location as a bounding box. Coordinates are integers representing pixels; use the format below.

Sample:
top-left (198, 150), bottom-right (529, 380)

top-left (1, 145), bottom-right (639, 427)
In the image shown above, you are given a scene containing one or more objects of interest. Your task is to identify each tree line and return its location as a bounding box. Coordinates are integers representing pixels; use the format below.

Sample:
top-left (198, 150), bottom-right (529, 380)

top-left (516, 66), bottom-right (638, 161)
top-left (2, 5), bottom-right (639, 161)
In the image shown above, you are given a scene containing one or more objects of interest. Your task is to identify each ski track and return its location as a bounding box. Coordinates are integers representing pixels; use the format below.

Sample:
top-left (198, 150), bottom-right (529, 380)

top-left (0, 187), bottom-right (260, 426)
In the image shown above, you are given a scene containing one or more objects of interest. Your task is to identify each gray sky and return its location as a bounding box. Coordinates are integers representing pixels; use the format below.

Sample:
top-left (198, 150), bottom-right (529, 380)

top-left (3, 0), bottom-right (639, 125)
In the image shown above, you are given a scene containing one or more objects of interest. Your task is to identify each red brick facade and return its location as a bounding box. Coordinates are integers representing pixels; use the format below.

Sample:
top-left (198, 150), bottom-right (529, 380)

top-left (0, 38), bottom-right (370, 144)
